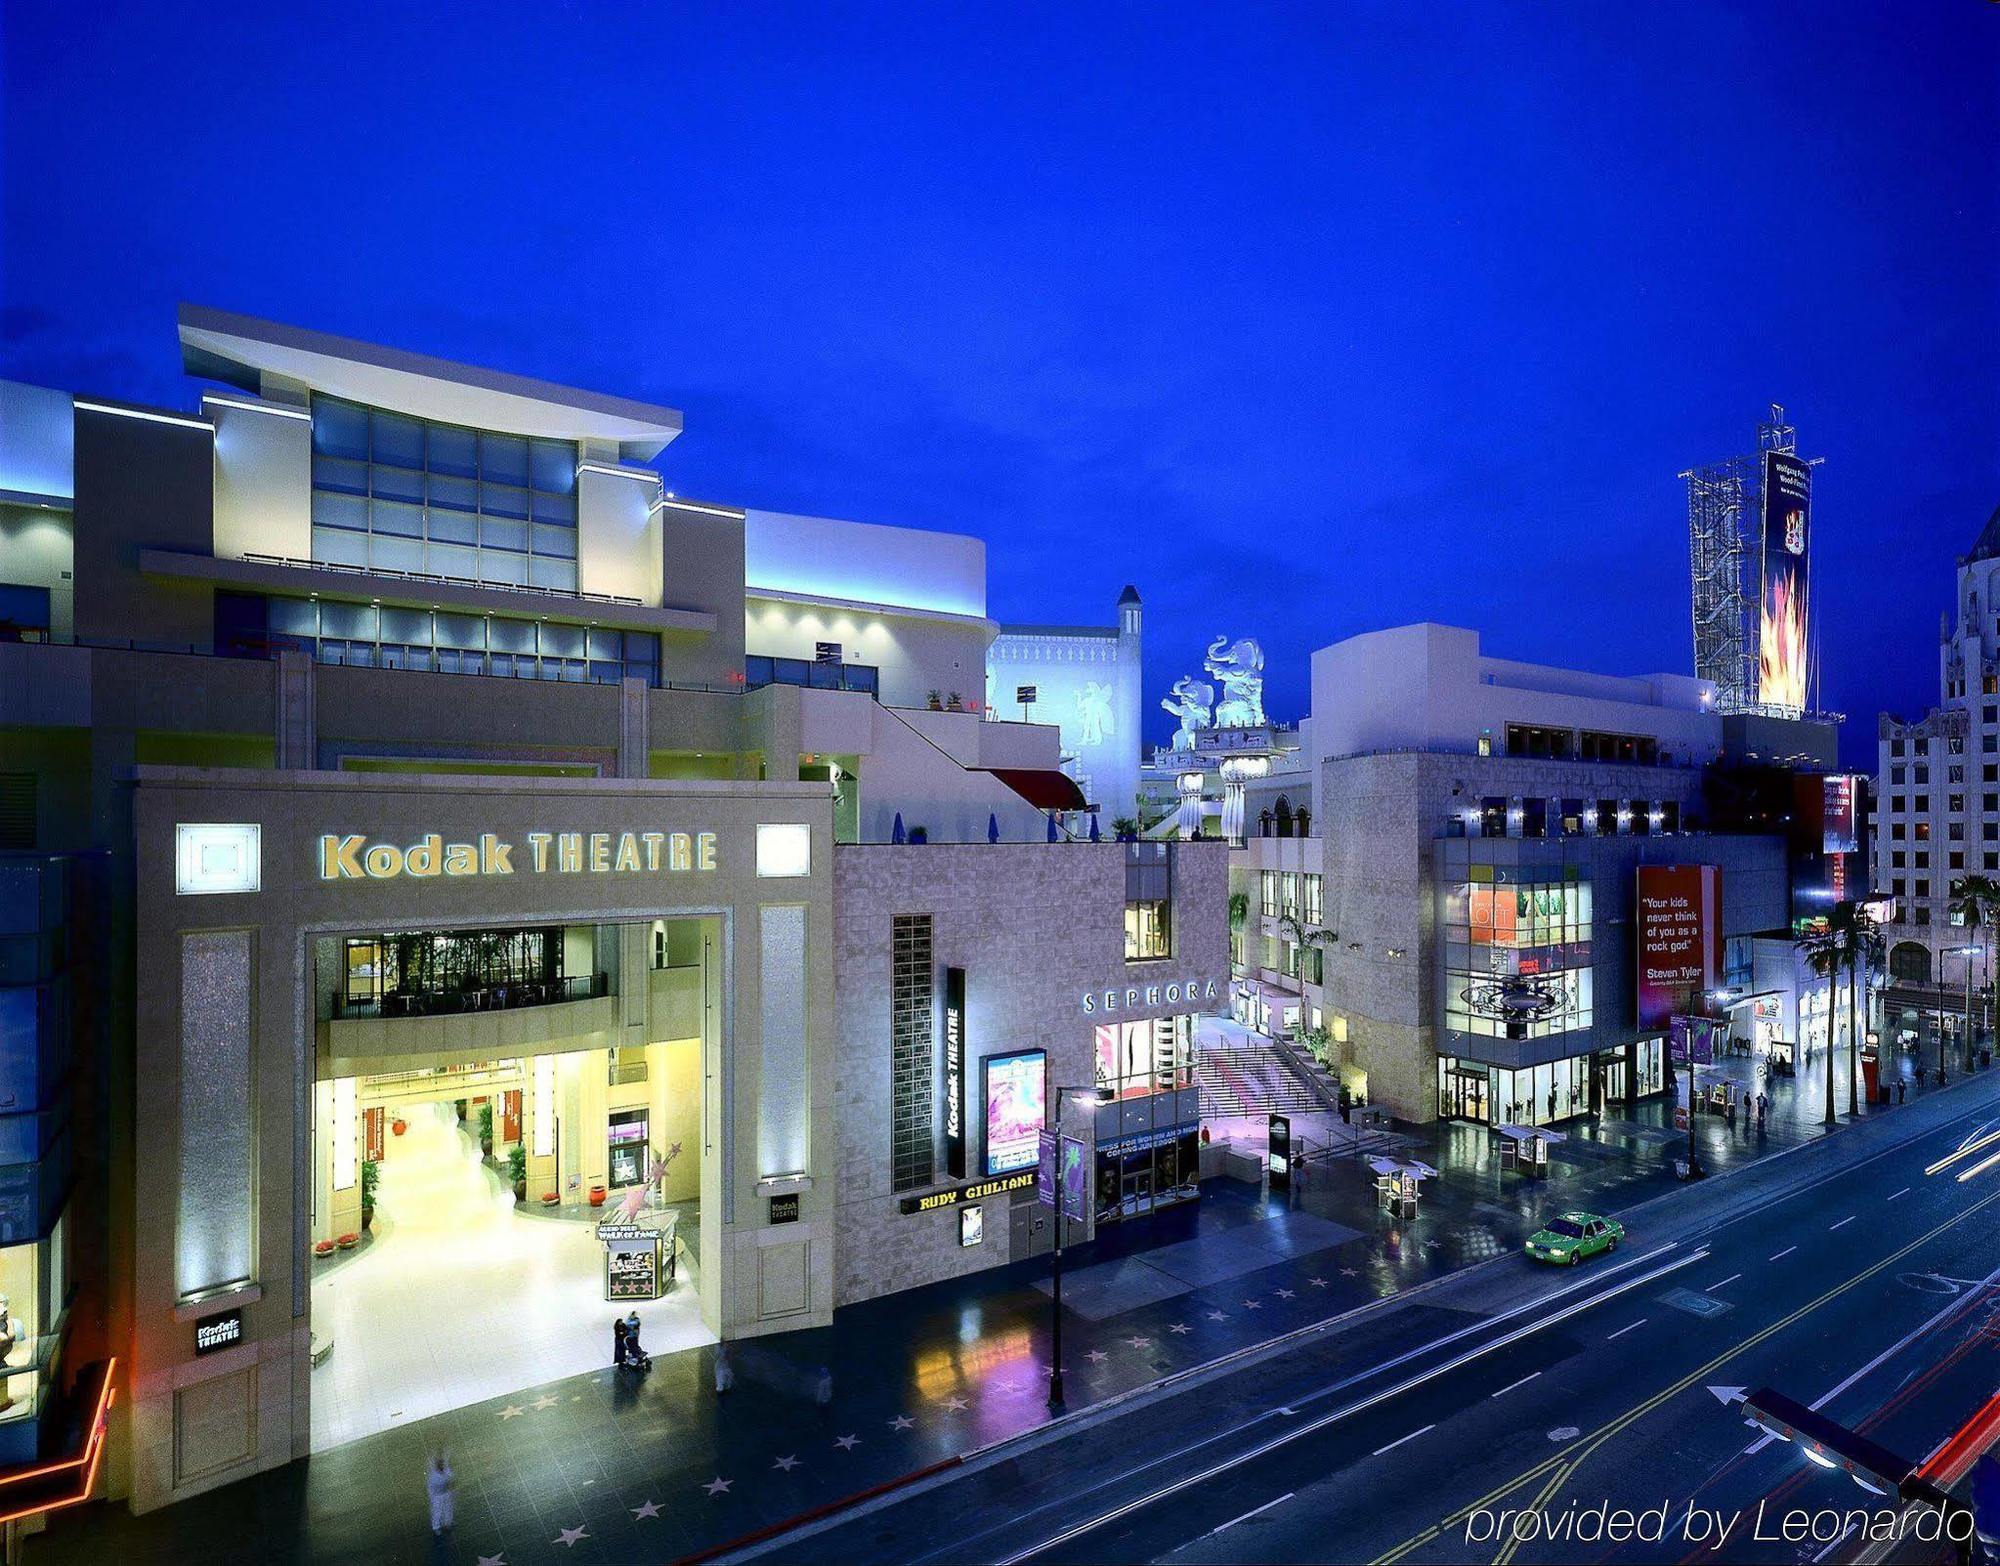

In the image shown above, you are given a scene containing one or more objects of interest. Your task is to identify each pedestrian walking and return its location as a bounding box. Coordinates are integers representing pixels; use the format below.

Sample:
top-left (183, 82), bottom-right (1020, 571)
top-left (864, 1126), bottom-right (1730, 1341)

top-left (815, 1366), bottom-right (833, 1409)
top-left (1897, 1077), bottom-right (1908, 1105)
top-left (426, 1452), bottom-right (455, 1536)
top-left (612, 1315), bottom-right (627, 1368)
top-left (714, 1344), bottom-right (734, 1395)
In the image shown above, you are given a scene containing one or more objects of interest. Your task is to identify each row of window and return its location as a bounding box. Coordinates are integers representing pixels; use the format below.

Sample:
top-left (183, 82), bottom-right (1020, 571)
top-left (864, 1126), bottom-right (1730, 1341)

top-left (1257, 871), bottom-right (1324, 925)
top-left (310, 521), bottom-right (581, 593)
top-left (1456, 797), bottom-right (1680, 838)
top-left (214, 592), bottom-right (661, 686)
top-left (743, 654), bottom-right (881, 698)
top-left (1499, 725), bottom-right (1664, 766)
top-left (1888, 733), bottom-right (1965, 756)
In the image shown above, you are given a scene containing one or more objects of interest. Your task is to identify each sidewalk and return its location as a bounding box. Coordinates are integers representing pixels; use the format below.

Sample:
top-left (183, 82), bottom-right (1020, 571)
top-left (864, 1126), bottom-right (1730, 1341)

top-left (29, 1052), bottom-right (1987, 1566)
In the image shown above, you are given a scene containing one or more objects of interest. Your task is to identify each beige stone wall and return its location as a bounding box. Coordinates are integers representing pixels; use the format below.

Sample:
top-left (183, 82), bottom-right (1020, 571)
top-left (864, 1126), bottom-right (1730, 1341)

top-left (830, 840), bottom-right (1228, 1307)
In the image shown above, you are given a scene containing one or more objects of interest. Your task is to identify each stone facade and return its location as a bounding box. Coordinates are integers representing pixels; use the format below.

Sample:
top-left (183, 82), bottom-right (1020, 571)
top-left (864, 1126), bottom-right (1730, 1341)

top-left (831, 839), bottom-right (1227, 1307)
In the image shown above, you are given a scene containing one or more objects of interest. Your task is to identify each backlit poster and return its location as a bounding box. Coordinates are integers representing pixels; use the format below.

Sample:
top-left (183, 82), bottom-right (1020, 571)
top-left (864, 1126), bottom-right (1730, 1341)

top-left (1758, 450), bottom-right (1812, 711)
top-left (1637, 865), bottom-right (1722, 1031)
top-left (983, 1047), bottom-right (1047, 1175)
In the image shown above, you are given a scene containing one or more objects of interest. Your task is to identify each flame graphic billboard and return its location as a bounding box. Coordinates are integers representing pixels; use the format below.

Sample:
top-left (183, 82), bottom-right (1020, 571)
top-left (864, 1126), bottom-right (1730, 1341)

top-left (1757, 450), bottom-right (1812, 711)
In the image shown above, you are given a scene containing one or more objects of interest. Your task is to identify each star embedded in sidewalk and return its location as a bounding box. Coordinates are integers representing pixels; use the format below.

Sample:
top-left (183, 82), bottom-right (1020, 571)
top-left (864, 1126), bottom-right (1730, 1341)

top-left (773, 1454), bottom-right (800, 1471)
top-left (476, 1556), bottom-right (506, 1566)
top-left (889, 1414), bottom-right (915, 1430)
top-left (531, 1394), bottom-right (558, 1410)
top-left (943, 1395), bottom-right (969, 1411)
top-left (835, 1433), bottom-right (860, 1450)
top-left (1206, 1310), bottom-right (1228, 1321)
top-left (702, 1476), bottom-right (733, 1496)
top-left (497, 1405), bottom-right (525, 1419)
top-left (1126, 1336), bottom-right (1150, 1349)
top-left (1276, 1289), bottom-right (1296, 1299)
top-left (631, 1500), bottom-right (662, 1520)
top-left (1307, 1276), bottom-right (1328, 1287)
top-left (1339, 1267), bottom-right (1359, 1277)
top-left (553, 1525), bottom-right (589, 1548)
top-left (1168, 1322), bottom-right (1191, 1334)
top-left (1242, 1299), bottom-right (1263, 1309)
top-left (1086, 1349), bottom-right (1108, 1363)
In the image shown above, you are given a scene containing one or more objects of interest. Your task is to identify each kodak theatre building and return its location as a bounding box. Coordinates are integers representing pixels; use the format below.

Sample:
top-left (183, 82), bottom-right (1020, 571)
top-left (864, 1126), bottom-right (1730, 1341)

top-left (0, 308), bottom-right (1225, 1515)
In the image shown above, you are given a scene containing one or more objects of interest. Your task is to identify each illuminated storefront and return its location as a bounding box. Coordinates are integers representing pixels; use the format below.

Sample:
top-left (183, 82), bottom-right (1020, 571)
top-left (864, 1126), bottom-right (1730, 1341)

top-left (1091, 1014), bottom-right (1200, 1222)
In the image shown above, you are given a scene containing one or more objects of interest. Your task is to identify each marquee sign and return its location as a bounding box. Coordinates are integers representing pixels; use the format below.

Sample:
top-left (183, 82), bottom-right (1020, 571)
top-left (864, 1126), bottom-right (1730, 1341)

top-left (1081, 977), bottom-right (1219, 1015)
top-left (318, 829), bottom-right (719, 882)
top-left (899, 1169), bottom-right (1035, 1215)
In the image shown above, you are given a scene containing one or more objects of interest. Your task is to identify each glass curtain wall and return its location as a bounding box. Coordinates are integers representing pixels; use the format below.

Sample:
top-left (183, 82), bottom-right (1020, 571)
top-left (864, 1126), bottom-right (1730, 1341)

top-left (310, 395), bottom-right (582, 593)
top-left (1090, 1015), bottom-right (1198, 1224)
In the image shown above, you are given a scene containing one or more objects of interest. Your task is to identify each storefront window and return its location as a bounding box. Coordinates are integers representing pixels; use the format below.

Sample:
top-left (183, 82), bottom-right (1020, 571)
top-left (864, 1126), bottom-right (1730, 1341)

top-left (608, 1110), bottom-right (649, 1189)
top-left (1124, 900), bottom-right (1171, 961)
top-left (1093, 1016), bottom-right (1193, 1097)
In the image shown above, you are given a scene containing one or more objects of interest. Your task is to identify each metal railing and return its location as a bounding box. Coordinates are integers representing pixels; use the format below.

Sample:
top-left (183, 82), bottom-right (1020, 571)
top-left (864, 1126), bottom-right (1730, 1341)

top-left (238, 552), bottom-right (644, 608)
top-left (332, 971), bottom-right (608, 1021)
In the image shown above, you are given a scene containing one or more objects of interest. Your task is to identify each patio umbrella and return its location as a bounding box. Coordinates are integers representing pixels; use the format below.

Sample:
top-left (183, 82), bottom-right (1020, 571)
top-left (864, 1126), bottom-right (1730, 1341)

top-left (1089, 814), bottom-right (1102, 843)
top-left (892, 812), bottom-right (906, 845)
top-left (987, 813), bottom-right (1000, 844)
top-left (1047, 813), bottom-right (1060, 843)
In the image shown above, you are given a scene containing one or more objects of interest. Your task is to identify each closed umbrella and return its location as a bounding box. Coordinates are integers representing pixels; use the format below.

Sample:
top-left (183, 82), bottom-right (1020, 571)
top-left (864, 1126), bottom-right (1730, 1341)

top-left (892, 812), bottom-right (906, 845)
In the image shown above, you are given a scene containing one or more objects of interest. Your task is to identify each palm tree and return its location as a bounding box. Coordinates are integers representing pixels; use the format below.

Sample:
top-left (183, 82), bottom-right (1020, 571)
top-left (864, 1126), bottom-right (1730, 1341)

top-left (1796, 922), bottom-right (1843, 1127)
top-left (1824, 900), bottom-right (1882, 1116)
top-left (1948, 875), bottom-right (2000, 1071)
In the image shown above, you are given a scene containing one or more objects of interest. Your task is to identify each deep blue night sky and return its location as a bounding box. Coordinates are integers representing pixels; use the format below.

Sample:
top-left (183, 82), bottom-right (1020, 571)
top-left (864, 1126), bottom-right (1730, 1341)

top-left (4, 3), bottom-right (1995, 758)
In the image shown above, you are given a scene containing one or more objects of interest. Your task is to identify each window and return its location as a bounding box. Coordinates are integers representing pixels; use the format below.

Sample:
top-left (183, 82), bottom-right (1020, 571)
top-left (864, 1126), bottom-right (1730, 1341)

top-left (608, 1109), bottom-right (649, 1187)
top-left (1917, 766), bottom-right (1930, 783)
top-left (1891, 823), bottom-right (1906, 840)
top-left (1952, 795), bottom-right (1966, 813)
top-left (1300, 874), bottom-right (1323, 925)
top-left (1125, 842), bottom-right (1174, 962)
top-left (1891, 796), bottom-right (1905, 814)
top-left (1891, 738), bottom-right (1905, 756)
top-left (1917, 851), bottom-right (1930, 868)
top-left (1892, 850), bottom-right (1906, 867)
top-left (1917, 822), bottom-right (1931, 841)
top-left (1893, 879), bottom-right (1906, 896)
top-left (743, 654), bottom-right (881, 698)
top-left (1952, 851), bottom-right (1965, 869)
top-left (1505, 724), bottom-right (1573, 761)
top-left (311, 395), bottom-right (581, 594)
top-left (1891, 766), bottom-right (1906, 785)
top-left (1951, 767), bottom-right (1965, 784)
top-left (1918, 907), bottom-right (1932, 926)
top-left (1916, 796), bottom-right (1930, 812)
top-left (1916, 879), bottom-right (1930, 897)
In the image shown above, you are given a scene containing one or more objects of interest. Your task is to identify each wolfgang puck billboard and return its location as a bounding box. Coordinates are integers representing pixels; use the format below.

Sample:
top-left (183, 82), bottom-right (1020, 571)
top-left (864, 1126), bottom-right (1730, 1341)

top-left (1757, 450), bottom-right (1812, 712)
top-left (1637, 865), bottom-right (1722, 1031)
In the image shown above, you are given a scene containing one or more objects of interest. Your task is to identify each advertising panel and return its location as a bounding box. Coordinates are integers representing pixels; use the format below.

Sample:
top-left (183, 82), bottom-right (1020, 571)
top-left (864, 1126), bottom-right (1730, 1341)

top-left (1637, 865), bottom-right (1722, 1031)
top-left (1668, 1014), bottom-right (1724, 1066)
top-left (943, 966), bottom-right (967, 1180)
top-left (1060, 1134), bottom-right (1088, 1223)
top-left (983, 1047), bottom-right (1047, 1176)
top-left (1758, 450), bottom-right (1813, 711)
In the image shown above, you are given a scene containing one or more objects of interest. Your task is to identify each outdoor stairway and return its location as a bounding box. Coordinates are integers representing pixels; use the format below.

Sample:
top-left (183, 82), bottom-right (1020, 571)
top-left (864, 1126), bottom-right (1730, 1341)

top-left (1197, 1041), bottom-right (1323, 1117)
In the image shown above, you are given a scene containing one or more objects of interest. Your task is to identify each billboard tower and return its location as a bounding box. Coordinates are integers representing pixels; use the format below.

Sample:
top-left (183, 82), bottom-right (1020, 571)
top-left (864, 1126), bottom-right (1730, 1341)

top-left (1682, 405), bottom-right (1822, 716)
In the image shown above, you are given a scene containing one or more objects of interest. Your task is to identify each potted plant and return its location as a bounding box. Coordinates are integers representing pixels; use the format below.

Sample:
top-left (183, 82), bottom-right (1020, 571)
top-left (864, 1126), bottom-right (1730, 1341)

top-left (540, 1191), bottom-right (560, 1207)
top-left (588, 1184), bottom-right (607, 1207)
top-left (907, 826), bottom-right (928, 844)
top-left (336, 1231), bottom-right (359, 1251)
top-left (313, 1239), bottom-right (335, 1260)
top-left (507, 1144), bottom-right (527, 1203)
top-left (927, 689), bottom-right (943, 710)
top-left (1113, 816), bottom-right (1140, 843)
top-left (360, 1159), bottom-right (379, 1231)
top-left (947, 691), bottom-right (963, 711)
top-left (477, 1103), bottom-right (494, 1158)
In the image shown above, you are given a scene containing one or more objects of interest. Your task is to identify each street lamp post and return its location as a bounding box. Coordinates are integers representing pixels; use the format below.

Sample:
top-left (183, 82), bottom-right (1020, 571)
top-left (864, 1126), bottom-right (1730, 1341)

top-left (1944, 945), bottom-right (1981, 1085)
top-left (1047, 1083), bottom-right (1110, 1409)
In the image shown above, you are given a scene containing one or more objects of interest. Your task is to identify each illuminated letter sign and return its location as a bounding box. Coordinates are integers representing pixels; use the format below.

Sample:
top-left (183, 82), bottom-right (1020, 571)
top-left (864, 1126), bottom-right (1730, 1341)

top-left (943, 966), bottom-right (967, 1180)
top-left (193, 1308), bottom-right (243, 1357)
top-left (1082, 976), bottom-right (1218, 1014)
top-left (317, 830), bottom-right (717, 882)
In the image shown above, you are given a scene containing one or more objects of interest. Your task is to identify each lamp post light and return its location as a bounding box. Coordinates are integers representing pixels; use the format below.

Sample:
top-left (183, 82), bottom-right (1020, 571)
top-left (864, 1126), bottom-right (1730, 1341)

top-left (1047, 1083), bottom-right (1111, 1410)
top-left (1946, 945), bottom-right (1982, 1083)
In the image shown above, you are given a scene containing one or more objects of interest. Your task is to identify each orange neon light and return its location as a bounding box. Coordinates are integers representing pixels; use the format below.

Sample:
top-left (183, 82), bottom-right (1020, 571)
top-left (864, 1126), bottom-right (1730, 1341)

top-left (0, 1358), bottom-right (116, 1525)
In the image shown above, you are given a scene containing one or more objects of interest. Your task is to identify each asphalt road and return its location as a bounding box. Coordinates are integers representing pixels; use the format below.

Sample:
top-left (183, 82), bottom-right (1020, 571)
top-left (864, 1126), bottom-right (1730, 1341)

top-left (746, 1074), bottom-right (2000, 1566)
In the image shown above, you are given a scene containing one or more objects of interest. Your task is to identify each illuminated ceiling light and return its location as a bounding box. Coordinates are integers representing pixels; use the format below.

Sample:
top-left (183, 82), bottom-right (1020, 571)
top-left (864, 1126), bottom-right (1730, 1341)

top-left (1802, 1447), bottom-right (1837, 1470)
top-left (73, 398), bottom-right (212, 432)
top-left (175, 824), bottom-right (261, 896)
top-left (199, 393), bottom-right (312, 422)
top-left (576, 460), bottom-right (658, 484)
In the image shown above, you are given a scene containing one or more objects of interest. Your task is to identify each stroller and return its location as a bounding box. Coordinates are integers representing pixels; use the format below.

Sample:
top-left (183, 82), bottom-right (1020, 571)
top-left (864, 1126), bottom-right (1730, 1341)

top-left (617, 1312), bottom-right (652, 1373)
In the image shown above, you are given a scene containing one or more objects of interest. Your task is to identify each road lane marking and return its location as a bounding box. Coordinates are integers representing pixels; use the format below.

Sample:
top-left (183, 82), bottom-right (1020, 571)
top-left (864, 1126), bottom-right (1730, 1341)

top-left (1209, 1493), bottom-right (1292, 1536)
top-left (1769, 1246), bottom-right (1797, 1261)
top-left (1706, 1273), bottom-right (1741, 1290)
top-left (989, 1246), bottom-right (1707, 1566)
top-left (1926, 1126), bottom-right (2000, 1178)
top-left (1373, 1186), bottom-right (2000, 1566)
top-left (1829, 1215), bottom-right (1856, 1231)
top-left (1490, 1373), bottom-right (1541, 1398)
top-left (1373, 1425), bottom-right (1434, 1457)
top-left (1605, 1319), bottom-right (1646, 1341)
top-left (1889, 1187), bottom-right (1910, 1200)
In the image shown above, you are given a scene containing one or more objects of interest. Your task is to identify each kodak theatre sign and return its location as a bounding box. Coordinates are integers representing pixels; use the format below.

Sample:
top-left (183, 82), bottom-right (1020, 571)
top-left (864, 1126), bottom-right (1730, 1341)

top-left (318, 830), bottom-right (718, 882)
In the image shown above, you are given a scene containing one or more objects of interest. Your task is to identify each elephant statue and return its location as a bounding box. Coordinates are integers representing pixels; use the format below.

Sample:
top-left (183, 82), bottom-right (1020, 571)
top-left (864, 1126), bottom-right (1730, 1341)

top-left (1204, 635), bottom-right (1267, 728)
top-left (1161, 676), bottom-right (1215, 752)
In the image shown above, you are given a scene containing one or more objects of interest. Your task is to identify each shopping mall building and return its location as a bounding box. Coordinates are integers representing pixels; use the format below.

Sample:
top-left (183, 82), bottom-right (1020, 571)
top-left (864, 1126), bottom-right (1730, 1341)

top-left (0, 308), bottom-right (1224, 1515)
top-left (1227, 623), bottom-right (1856, 1123)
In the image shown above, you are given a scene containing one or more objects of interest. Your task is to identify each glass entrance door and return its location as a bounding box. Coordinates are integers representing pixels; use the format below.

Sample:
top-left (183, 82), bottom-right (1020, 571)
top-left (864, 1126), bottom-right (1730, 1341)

top-left (1445, 1069), bottom-right (1489, 1123)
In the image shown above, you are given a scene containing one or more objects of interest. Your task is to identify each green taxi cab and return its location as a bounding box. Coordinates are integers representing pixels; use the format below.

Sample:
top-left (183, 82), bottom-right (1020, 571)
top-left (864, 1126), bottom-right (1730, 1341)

top-left (1525, 1211), bottom-right (1624, 1266)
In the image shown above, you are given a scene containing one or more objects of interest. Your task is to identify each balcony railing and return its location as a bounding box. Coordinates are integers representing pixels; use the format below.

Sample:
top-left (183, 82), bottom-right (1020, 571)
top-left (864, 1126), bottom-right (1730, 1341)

top-left (333, 971), bottom-right (608, 1021)
top-left (239, 552), bottom-right (643, 607)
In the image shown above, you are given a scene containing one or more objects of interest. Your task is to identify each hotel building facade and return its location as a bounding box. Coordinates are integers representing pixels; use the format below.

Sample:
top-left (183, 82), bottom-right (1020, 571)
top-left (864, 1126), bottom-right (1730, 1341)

top-left (0, 309), bottom-right (1224, 1515)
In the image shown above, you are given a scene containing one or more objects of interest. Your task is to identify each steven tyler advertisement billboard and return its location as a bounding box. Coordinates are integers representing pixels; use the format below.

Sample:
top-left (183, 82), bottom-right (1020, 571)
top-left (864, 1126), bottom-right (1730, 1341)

top-left (1637, 864), bottom-right (1722, 1032)
top-left (1757, 450), bottom-right (1812, 711)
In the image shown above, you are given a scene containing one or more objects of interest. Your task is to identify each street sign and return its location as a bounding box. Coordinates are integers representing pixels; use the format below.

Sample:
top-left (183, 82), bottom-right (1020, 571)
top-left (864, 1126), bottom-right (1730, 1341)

top-left (1016, 684), bottom-right (1038, 706)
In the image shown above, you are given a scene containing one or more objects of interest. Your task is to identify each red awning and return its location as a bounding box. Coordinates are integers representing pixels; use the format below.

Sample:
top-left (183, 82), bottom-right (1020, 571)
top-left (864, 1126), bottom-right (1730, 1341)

top-left (980, 769), bottom-right (1090, 812)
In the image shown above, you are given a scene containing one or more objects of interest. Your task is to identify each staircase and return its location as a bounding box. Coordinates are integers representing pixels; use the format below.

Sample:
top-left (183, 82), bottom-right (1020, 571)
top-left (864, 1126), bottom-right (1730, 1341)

top-left (1197, 1038), bottom-right (1323, 1117)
